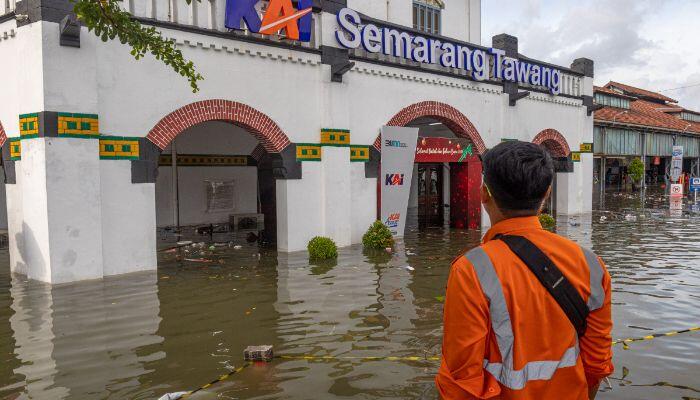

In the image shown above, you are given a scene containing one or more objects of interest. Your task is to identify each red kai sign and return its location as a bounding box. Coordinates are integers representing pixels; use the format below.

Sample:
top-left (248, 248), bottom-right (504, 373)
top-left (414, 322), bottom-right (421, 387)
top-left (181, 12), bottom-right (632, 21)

top-left (414, 137), bottom-right (474, 163)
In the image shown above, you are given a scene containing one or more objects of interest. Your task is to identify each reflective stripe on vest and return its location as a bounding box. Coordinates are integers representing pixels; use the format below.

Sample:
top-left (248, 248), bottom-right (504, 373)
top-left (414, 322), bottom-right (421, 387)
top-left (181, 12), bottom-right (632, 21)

top-left (581, 246), bottom-right (605, 311)
top-left (465, 247), bottom-right (579, 390)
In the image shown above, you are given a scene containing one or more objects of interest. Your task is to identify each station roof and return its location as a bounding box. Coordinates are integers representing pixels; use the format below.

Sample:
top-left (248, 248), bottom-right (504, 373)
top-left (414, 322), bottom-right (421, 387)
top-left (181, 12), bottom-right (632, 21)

top-left (604, 81), bottom-right (677, 103)
top-left (594, 83), bottom-right (700, 135)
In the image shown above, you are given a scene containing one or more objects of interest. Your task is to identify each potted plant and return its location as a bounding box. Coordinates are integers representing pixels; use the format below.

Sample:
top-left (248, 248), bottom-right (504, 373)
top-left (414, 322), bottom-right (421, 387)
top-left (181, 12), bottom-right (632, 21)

top-left (628, 158), bottom-right (644, 191)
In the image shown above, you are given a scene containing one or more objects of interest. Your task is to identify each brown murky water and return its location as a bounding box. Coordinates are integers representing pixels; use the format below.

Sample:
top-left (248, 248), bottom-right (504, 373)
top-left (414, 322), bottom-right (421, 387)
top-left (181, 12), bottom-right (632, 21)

top-left (1, 188), bottom-right (699, 399)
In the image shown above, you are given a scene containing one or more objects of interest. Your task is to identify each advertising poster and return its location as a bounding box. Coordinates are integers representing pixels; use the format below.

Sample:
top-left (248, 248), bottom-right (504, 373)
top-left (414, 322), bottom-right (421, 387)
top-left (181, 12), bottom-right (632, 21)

top-left (380, 126), bottom-right (419, 237)
top-left (671, 145), bottom-right (683, 182)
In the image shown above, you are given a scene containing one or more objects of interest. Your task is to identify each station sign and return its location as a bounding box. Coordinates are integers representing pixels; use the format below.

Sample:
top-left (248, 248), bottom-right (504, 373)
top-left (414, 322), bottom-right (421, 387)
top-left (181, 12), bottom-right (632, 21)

top-left (580, 143), bottom-right (593, 153)
top-left (225, 0), bottom-right (313, 41)
top-left (335, 8), bottom-right (563, 95)
top-left (415, 137), bottom-right (474, 163)
top-left (690, 177), bottom-right (700, 193)
top-left (671, 145), bottom-right (683, 182)
top-left (571, 152), bottom-right (581, 162)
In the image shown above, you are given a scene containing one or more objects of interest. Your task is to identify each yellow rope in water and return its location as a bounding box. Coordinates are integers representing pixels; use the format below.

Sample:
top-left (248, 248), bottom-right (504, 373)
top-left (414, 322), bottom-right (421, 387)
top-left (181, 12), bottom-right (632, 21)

top-left (179, 362), bottom-right (251, 399)
top-left (173, 326), bottom-right (699, 398)
top-left (612, 326), bottom-right (699, 350)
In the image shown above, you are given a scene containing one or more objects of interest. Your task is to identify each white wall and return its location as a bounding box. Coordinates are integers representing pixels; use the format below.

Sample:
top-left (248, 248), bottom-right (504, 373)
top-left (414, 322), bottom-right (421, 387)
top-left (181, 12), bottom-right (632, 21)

top-left (157, 166), bottom-right (258, 226)
top-left (101, 161), bottom-right (157, 276)
top-left (87, 21), bottom-right (587, 249)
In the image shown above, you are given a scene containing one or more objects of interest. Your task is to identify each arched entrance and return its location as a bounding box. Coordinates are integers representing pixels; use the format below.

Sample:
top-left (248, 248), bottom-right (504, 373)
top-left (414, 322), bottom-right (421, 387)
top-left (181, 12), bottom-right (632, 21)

top-left (532, 129), bottom-right (571, 216)
top-left (380, 102), bottom-right (485, 230)
top-left (532, 128), bottom-right (571, 158)
top-left (0, 121), bottom-right (7, 147)
top-left (147, 100), bottom-right (293, 248)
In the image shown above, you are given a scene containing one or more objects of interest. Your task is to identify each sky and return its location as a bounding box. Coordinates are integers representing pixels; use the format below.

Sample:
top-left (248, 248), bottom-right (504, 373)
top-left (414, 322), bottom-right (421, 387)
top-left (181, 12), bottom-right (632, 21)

top-left (482, 0), bottom-right (700, 110)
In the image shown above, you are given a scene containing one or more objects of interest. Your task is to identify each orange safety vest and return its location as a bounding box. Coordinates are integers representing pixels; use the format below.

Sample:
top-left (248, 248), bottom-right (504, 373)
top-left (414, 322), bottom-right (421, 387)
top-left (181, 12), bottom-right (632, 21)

top-left (436, 216), bottom-right (614, 399)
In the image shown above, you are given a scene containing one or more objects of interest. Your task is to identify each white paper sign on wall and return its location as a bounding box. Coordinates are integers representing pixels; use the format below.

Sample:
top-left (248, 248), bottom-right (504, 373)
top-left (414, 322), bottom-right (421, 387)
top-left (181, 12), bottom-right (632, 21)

top-left (380, 126), bottom-right (419, 237)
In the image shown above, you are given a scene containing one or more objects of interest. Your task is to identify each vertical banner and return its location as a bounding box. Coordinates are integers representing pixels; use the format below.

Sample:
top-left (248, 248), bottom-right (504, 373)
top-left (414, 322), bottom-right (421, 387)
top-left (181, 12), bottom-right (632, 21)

top-left (671, 145), bottom-right (683, 182)
top-left (380, 126), bottom-right (419, 237)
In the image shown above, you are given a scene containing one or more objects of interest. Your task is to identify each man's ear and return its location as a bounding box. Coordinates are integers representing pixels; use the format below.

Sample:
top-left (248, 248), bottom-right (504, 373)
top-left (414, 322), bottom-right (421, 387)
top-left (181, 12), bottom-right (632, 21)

top-left (481, 184), bottom-right (490, 205)
top-left (539, 185), bottom-right (553, 212)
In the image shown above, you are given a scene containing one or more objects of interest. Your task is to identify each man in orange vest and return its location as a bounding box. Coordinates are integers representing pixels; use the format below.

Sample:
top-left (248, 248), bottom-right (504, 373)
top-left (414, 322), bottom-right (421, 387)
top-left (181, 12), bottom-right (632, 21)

top-left (436, 141), bottom-right (613, 399)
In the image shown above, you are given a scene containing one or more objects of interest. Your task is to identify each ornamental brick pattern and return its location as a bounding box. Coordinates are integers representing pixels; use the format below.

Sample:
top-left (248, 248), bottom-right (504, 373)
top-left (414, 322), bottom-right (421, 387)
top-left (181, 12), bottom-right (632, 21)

top-left (0, 121), bottom-right (6, 147)
top-left (532, 128), bottom-right (571, 157)
top-left (146, 100), bottom-right (292, 153)
top-left (376, 101), bottom-right (487, 155)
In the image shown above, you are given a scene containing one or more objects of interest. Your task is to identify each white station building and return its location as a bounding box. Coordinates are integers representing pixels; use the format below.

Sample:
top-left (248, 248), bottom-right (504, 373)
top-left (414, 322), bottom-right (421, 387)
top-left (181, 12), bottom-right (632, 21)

top-left (0, 0), bottom-right (596, 283)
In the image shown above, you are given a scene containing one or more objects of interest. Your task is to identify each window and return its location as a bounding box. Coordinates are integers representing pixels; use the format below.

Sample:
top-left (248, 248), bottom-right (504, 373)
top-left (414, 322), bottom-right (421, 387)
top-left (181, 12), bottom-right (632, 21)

top-left (681, 111), bottom-right (700, 123)
top-left (413, 2), bottom-right (441, 35)
top-left (594, 93), bottom-right (630, 109)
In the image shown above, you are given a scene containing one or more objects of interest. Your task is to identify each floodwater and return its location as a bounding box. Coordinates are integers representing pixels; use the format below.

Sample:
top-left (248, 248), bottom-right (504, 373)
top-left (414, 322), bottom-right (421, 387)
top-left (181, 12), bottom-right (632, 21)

top-left (1, 189), bottom-right (699, 400)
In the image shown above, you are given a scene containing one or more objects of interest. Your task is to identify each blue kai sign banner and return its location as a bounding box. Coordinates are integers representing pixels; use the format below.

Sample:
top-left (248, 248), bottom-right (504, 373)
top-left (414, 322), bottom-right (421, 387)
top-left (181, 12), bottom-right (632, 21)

top-left (225, 0), bottom-right (313, 41)
top-left (335, 8), bottom-right (563, 95)
top-left (381, 126), bottom-right (419, 237)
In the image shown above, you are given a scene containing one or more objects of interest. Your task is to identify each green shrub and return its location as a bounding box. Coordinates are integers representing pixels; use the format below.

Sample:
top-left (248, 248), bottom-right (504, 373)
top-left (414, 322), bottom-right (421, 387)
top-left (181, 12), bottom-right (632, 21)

top-left (362, 221), bottom-right (395, 250)
top-left (538, 213), bottom-right (556, 231)
top-left (628, 158), bottom-right (644, 184)
top-left (307, 236), bottom-right (338, 260)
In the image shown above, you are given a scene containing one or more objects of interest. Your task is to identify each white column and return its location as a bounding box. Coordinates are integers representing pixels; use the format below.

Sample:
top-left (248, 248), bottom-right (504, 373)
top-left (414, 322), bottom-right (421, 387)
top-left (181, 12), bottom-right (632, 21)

top-left (276, 163), bottom-right (324, 252)
top-left (322, 146), bottom-right (352, 247)
top-left (580, 153), bottom-right (593, 212)
top-left (20, 137), bottom-right (104, 283)
top-left (100, 162), bottom-right (157, 276)
top-left (556, 169), bottom-right (577, 215)
top-left (7, 162), bottom-right (25, 275)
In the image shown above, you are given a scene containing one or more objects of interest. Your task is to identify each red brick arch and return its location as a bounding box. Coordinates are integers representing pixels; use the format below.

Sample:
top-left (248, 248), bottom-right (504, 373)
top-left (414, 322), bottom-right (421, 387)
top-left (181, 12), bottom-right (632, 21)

top-left (0, 121), bottom-right (6, 147)
top-left (532, 129), bottom-right (571, 157)
top-left (374, 101), bottom-right (487, 154)
top-left (146, 100), bottom-right (291, 152)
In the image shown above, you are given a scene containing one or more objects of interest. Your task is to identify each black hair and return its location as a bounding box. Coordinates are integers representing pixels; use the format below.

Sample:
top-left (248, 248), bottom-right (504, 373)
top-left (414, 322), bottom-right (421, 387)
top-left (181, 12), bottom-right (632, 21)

top-left (481, 141), bottom-right (554, 213)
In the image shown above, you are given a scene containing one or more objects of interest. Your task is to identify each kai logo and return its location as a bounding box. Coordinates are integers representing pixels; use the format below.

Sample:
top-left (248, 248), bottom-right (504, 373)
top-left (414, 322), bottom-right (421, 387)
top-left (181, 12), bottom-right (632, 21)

top-left (385, 213), bottom-right (400, 228)
top-left (385, 174), bottom-right (404, 186)
top-left (225, 0), bottom-right (313, 42)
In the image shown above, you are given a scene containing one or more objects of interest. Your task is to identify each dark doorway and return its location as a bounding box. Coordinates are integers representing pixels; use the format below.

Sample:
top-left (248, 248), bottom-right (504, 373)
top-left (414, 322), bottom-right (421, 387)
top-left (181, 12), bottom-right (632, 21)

top-left (417, 163), bottom-right (443, 227)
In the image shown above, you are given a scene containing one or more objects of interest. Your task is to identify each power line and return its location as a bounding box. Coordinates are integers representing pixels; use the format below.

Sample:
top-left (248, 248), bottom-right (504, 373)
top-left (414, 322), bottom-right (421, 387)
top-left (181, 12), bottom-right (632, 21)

top-left (658, 82), bottom-right (700, 92)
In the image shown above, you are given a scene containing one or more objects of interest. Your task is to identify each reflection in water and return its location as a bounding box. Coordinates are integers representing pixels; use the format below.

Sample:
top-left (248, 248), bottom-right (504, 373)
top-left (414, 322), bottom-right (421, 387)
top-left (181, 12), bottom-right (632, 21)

top-left (0, 187), bottom-right (699, 399)
top-left (2, 272), bottom-right (163, 399)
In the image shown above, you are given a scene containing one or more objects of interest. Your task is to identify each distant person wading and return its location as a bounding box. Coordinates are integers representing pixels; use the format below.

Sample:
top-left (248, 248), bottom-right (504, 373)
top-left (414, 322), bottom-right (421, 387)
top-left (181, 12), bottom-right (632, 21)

top-left (436, 141), bottom-right (614, 399)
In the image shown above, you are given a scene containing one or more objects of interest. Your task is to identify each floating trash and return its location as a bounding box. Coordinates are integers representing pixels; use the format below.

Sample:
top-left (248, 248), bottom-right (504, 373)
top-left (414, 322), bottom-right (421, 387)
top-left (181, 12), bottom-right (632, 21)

top-left (403, 265), bottom-right (415, 271)
top-left (158, 392), bottom-right (187, 400)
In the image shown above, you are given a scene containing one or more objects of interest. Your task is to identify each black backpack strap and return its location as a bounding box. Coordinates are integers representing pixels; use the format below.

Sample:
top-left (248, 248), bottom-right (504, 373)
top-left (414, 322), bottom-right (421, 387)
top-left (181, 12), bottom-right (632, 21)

top-left (498, 234), bottom-right (589, 337)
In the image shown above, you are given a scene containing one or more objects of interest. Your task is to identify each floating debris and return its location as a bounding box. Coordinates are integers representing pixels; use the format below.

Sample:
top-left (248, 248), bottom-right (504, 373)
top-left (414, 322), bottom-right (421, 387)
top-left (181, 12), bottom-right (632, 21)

top-left (402, 265), bottom-right (415, 271)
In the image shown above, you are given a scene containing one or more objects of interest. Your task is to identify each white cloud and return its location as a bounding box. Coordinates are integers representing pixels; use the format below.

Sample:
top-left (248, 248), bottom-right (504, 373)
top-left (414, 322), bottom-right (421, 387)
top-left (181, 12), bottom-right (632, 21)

top-left (482, 0), bottom-right (700, 109)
